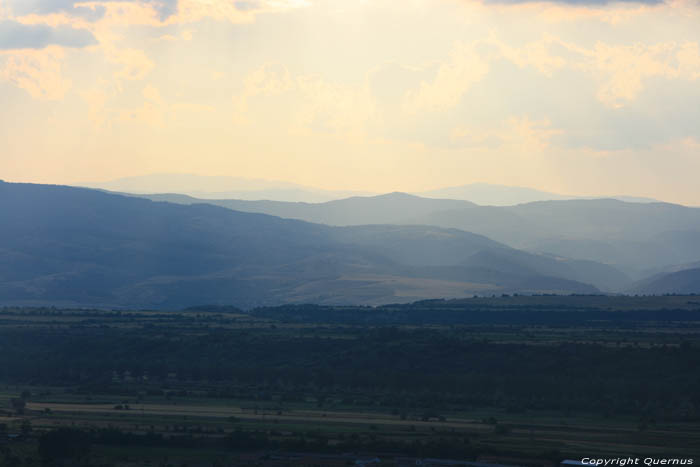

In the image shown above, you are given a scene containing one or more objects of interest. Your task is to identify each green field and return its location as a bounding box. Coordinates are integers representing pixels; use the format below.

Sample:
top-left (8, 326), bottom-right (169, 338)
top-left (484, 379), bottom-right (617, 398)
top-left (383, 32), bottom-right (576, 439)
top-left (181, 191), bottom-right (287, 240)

top-left (1, 296), bottom-right (699, 466)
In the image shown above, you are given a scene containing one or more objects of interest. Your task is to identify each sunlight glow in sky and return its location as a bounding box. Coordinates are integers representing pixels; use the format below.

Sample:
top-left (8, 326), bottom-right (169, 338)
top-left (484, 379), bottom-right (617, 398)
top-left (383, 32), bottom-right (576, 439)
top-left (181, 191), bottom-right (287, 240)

top-left (2, 0), bottom-right (700, 203)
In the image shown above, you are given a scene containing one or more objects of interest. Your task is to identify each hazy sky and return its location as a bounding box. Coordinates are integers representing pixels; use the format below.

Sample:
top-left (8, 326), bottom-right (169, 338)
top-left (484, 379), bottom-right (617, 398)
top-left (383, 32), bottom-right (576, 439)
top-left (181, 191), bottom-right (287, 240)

top-left (2, 0), bottom-right (700, 203)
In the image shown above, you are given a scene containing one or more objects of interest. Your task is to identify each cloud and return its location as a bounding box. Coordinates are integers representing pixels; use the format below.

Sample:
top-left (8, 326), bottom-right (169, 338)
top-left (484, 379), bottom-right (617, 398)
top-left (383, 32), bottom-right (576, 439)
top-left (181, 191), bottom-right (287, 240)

top-left (0, 20), bottom-right (97, 49)
top-left (80, 80), bottom-right (113, 127)
top-left (403, 41), bottom-right (490, 113)
top-left (565, 40), bottom-right (700, 108)
top-left (5, 0), bottom-right (178, 21)
top-left (451, 116), bottom-right (561, 152)
top-left (106, 47), bottom-right (155, 83)
top-left (118, 84), bottom-right (165, 127)
top-left (116, 84), bottom-right (215, 128)
top-left (170, 0), bottom-right (308, 25)
top-left (231, 63), bottom-right (375, 135)
top-left (452, 0), bottom-right (674, 25)
top-left (484, 34), bottom-right (566, 76)
top-left (3, 0), bottom-right (310, 29)
top-left (5, 0), bottom-right (107, 21)
top-left (0, 46), bottom-right (72, 99)
top-left (139, 0), bottom-right (179, 21)
top-left (483, 0), bottom-right (664, 5)
top-left (234, 0), bottom-right (261, 11)
top-left (476, 35), bottom-right (700, 108)
top-left (244, 63), bottom-right (294, 96)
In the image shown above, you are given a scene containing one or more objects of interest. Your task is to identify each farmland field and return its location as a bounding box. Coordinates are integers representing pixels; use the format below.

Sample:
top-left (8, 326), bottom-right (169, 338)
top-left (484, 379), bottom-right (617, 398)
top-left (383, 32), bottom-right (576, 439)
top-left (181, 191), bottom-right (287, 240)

top-left (1, 296), bottom-right (699, 466)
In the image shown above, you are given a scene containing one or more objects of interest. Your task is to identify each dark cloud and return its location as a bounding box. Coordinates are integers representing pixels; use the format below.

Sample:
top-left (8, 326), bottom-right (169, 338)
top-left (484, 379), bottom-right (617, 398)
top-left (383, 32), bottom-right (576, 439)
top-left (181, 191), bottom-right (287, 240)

top-left (6, 0), bottom-right (179, 22)
top-left (485, 0), bottom-right (664, 4)
top-left (0, 20), bottom-right (97, 50)
top-left (234, 1), bottom-right (261, 11)
top-left (142, 0), bottom-right (179, 21)
top-left (7, 0), bottom-right (106, 21)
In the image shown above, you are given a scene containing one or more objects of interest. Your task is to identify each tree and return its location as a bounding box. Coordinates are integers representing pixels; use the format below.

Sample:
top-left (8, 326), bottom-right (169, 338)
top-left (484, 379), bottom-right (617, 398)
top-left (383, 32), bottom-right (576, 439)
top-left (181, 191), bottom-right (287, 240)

top-left (10, 398), bottom-right (25, 415)
top-left (38, 428), bottom-right (91, 466)
top-left (20, 420), bottom-right (32, 436)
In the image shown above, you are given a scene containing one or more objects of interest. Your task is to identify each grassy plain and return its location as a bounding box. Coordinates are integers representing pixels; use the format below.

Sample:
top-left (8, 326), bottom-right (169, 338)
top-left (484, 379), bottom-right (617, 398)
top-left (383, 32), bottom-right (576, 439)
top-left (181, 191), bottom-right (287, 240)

top-left (1, 295), bottom-right (699, 466)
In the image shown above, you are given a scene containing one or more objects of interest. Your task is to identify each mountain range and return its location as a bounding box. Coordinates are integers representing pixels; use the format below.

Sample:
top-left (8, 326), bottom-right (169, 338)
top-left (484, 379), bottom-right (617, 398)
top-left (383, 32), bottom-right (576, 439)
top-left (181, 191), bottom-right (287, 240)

top-left (80, 174), bottom-right (375, 203)
top-left (2, 181), bottom-right (698, 309)
top-left (1, 181), bottom-right (638, 309)
top-left (135, 192), bottom-right (700, 279)
top-left (418, 183), bottom-right (658, 206)
top-left (628, 268), bottom-right (700, 295)
top-left (80, 174), bottom-right (660, 206)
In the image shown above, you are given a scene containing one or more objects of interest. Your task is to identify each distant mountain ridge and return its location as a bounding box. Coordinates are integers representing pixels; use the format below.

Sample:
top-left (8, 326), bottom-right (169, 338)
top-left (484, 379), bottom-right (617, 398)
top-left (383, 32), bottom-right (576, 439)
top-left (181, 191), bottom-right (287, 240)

top-left (1, 181), bottom-right (617, 309)
top-left (418, 183), bottom-right (657, 205)
top-left (133, 191), bottom-right (700, 281)
top-left (80, 174), bottom-right (376, 203)
top-left (628, 268), bottom-right (700, 295)
top-left (138, 192), bottom-right (477, 227)
top-left (79, 175), bottom-right (660, 205)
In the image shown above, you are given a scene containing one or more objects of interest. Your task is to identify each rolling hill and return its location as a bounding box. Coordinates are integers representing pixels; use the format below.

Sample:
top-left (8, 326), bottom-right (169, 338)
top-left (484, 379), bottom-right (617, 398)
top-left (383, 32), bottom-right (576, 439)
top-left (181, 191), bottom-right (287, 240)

top-left (0, 181), bottom-right (610, 309)
top-left (628, 268), bottom-right (700, 295)
top-left (134, 192), bottom-right (700, 279)
top-left (140, 192), bottom-right (476, 227)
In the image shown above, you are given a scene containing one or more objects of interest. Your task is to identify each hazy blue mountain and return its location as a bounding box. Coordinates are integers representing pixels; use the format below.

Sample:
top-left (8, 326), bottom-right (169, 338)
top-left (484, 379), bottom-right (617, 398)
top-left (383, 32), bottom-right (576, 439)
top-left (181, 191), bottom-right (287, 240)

top-left (142, 194), bottom-right (696, 244)
top-left (613, 195), bottom-right (662, 203)
top-left (134, 192), bottom-right (700, 277)
top-left (0, 182), bottom-right (603, 309)
top-left (484, 202), bottom-right (700, 276)
top-left (418, 200), bottom-right (700, 275)
top-left (80, 173), bottom-right (375, 202)
top-left (640, 259), bottom-right (700, 279)
top-left (649, 230), bottom-right (700, 264)
top-left (459, 248), bottom-right (630, 292)
top-left (417, 183), bottom-right (658, 206)
top-left (141, 192), bottom-right (476, 226)
top-left (418, 183), bottom-right (572, 205)
top-left (628, 268), bottom-right (700, 295)
top-left (413, 199), bottom-right (700, 243)
top-left (139, 193), bottom-right (630, 291)
top-left (83, 175), bottom-right (658, 205)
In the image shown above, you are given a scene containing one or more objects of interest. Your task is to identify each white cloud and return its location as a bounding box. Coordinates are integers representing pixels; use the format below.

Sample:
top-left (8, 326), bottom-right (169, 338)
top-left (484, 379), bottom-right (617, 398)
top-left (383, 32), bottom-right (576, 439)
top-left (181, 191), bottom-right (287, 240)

top-left (403, 41), bottom-right (490, 114)
top-left (0, 45), bottom-right (71, 99)
top-left (231, 63), bottom-right (375, 135)
top-left (106, 46), bottom-right (154, 84)
top-left (452, 116), bottom-right (561, 153)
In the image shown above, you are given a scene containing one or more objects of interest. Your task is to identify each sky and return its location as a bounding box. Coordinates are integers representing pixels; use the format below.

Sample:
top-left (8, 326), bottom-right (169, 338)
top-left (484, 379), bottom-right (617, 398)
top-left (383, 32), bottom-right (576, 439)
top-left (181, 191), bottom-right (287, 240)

top-left (1, 0), bottom-right (700, 204)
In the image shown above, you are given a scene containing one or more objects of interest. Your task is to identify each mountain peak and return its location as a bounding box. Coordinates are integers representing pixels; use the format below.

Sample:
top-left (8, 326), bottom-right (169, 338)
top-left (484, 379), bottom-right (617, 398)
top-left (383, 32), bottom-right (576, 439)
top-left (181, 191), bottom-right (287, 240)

top-left (374, 191), bottom-right (419, 199)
